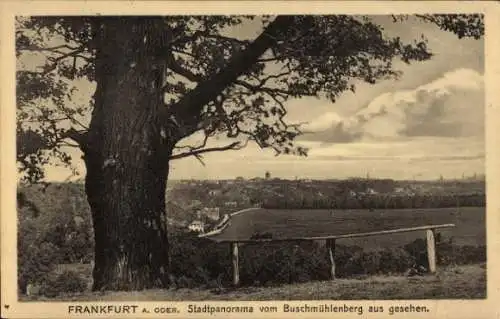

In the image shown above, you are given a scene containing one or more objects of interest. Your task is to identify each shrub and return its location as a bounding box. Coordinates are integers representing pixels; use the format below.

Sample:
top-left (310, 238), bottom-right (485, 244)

top-left (39, 270), bottom-right (87, 297)
top-left (165, 231), bottom-right (488, 289)
top-left (168, 232), bottom-right (232, 288)
top-left (436, 243), bottom-right (486, 265)
top-left (332, 245), bottom-right (361, 277)
top-left (18, 241), bottom-right (61, 294)
top-left (18, 222), bottom-right (488, 295)
top-left (339, 248), bottom-right (413, 276)
top-left (238, 241), bottom-right (332, 286)
top-left (403, 237), bottom-right (486, 267)
top-left (403, 238), bottom-right (429, 268)
top-left (379, 248), bottom-right (415, 274)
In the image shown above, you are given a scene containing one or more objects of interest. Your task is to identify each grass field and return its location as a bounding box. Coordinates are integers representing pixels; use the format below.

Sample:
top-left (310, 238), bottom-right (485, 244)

top-left (20, 263), bottom-right (486, 301)
top-left (207, 207), bottom-right (485, 249)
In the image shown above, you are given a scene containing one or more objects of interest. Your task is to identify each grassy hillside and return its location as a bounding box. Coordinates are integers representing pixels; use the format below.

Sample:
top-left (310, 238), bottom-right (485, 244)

top-left (21, 263), bottom-right (486, 301)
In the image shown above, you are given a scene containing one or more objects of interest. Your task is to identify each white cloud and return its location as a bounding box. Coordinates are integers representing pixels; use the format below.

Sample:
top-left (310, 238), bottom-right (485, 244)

top-left (424, 68), bottom-right (483, 92)
top-left (303, 68), bottom-right (484, 143)
top-left (303, 112), bottom-right (344, 132)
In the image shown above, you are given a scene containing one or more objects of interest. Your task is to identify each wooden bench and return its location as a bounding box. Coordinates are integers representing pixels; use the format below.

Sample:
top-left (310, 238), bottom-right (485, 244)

top-left (212, 223), bottom-right (455, 286)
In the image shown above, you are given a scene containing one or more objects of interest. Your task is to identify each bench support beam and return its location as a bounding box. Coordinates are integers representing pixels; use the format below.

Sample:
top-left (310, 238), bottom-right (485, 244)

top-left (326, 238), bottom-right (336, 280)
top-left (232, 242), bottom-right (240, 286)
top-left (426, 229), bottom-right (437, 273)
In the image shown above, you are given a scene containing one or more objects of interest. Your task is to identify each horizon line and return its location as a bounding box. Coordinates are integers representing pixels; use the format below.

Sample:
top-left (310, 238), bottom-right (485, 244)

top-left (19, 175), bottom-right (486, 185)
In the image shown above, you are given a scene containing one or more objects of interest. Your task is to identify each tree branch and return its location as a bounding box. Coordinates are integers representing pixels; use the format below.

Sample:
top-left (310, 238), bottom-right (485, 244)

top-left (61, 128), bottom-right (90, 151)
top-left (47, 48), bottom-right (85, 64)
top-left (205, 34), bottom-right (250, 46)
top-left (18, 44), bottom-right (82, 55)
top-left (55, 104), bottom-right (90, 130)
top-left (165, 51), bottom-right (204, 82)
top-left (167, 16), bottom-right (295, 124)
top-left (234, 79), bottom-right (305, 97)
top-left (174, 130), bottom-right (210, 152)
top-left (170, 140), bottom-right (246, 161)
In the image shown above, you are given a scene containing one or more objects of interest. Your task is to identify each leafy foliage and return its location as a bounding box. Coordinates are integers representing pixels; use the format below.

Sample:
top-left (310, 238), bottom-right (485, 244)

top-left (157, 231), bottom-right (487, 288)
top-left (15, 14), bottom-right (484, 181)
top-left (17, 183), bottom-right (94, 293)
top-left (393, 14), bottom-right (484, 40)
top-left (40, 270), bottom-right (88, 298)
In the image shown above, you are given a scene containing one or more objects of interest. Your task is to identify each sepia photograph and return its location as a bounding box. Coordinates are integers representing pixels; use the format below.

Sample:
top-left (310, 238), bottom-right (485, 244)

top-left (2, 1), bottom-right (500, 318)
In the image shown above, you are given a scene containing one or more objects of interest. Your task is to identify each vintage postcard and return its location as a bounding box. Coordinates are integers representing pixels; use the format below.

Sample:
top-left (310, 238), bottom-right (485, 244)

top-left (1, 1), bottom-right (499, 318)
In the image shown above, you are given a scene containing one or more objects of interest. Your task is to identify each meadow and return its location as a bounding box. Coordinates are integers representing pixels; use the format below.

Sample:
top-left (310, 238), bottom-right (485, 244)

top-left (209, 207), bottom-right (486, 249)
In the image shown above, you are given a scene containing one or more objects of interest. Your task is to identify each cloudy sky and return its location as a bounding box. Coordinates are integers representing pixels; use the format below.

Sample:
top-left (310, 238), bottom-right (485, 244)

top-left (40, 15), bottom-right (484, 181)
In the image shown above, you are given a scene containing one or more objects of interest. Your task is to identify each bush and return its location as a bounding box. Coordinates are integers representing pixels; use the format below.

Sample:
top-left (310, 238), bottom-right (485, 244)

top-left (18, 222), bottom-right (487, 295)
top-left (239, 241), bottom-right (331, 286)
top-left (40, 271), bottom-right (87, 297)
top-left (18, 241), bottom-right (61, 294)
top-left (166, 231), bottom-right (487, 289)
top-left (17, 186), bottom-right (94, 294)
top-left (17, 182), bottom-right (486, 295)
top-left (436, 243), bottom-right (486, 266)
top-left (379, 248), bottom-right (415, 274)
top-left (340, 248), bottom-right (414, 276)
top-left (403, 237), bottom-right (486, 268)
top-left (168, 232), bottom-right (233, 288)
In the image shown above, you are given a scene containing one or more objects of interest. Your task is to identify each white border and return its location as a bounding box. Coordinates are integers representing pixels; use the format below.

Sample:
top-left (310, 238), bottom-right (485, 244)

top-left (1, 2), bottom-right (499, 319)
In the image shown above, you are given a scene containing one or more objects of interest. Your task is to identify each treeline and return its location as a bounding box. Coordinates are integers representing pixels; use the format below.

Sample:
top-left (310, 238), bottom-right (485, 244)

top-left (263, 193), bottom-right (486, 209)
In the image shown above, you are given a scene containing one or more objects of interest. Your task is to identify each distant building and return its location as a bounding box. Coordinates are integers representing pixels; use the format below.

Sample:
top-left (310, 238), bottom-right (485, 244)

top-left (224, 201), bottom-right (238, 208)
top-left (201, 207), bottom-right (220, 221)
top-left (393, 187), bottom-right (415, 196)
top-left (365, 188), bottom-right (378, 195)
top-left (188, 220), bottom-right (205, 233)
top-left (209, 189), bottom-right (222, 197)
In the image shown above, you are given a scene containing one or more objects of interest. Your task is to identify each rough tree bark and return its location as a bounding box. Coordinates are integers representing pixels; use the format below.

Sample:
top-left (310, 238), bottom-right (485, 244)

top-left (76, 16), bottom-right (295, 291)
top-left (83, 18), bottom-right (173, 291)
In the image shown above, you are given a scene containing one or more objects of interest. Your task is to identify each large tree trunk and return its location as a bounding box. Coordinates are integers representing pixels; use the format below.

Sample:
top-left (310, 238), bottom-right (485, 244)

top-left (83, 18), bottom-right (173, 291)
top-left (78, 16), bottom-right (290, 291)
